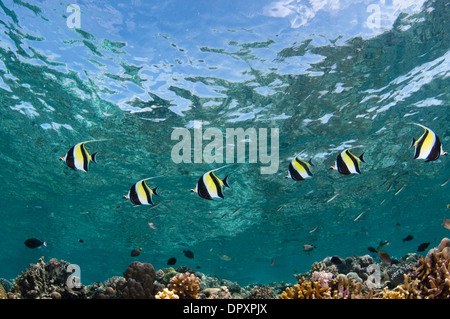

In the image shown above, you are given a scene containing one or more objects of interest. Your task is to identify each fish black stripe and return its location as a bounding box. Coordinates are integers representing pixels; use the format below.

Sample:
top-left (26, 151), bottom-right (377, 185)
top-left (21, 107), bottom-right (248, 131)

top-left (336, 154), bottom-right (351, 175)
top-left (415, 130), bottom-right (429, 159)
top-left (80, 143), bottom-right (89, 171)
top-left (129, 184), bottom-right (142, 205)
top-left (295, 158), bottom-right (313, 177)
top-left (346, 150), bottom-right (361, 174)
top-left (141, 181), bottom-right (153, 205)
top-left (197, 177), bottom-right (212, 200)
top-left (66, 146), bottom-right (76, 170)
top-left (210, 172), bottom-right (224, 198)
top-left (288, 162), bottom-right (303, 180)
top-left (427, 136), bottom-right (441, 161)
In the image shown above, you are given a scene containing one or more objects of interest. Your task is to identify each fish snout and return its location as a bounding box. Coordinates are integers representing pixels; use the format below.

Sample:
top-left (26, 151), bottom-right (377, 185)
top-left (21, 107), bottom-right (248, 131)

top-left (59, 156), bottom-right (65, 161)
top-left (123, 194), bottom-right (129, 199)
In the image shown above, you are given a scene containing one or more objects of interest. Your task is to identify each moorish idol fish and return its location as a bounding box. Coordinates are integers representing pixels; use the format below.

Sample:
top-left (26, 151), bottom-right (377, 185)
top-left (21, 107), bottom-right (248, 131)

top-left (123, 176), bottom-right (162, 206)
top-left (409, 123), bottom-right (447, 162)
top-left (286, 154), bottom-right (314, 181)
top-left (191, 165), bottom-right (230, 200)
top-left (59, 139), bottom-right (108, 172)
top-left (330, 149), bottom-right (366, 175)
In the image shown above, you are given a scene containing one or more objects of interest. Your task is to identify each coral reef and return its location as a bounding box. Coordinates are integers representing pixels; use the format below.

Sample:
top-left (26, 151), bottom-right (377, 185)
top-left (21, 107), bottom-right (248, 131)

top-left (121, 261), bottom-right (156, 299)
top-left (155, 288), bottom-right (180, 299)
top-left (168, 272), bottom-right (200, 299)
top-left (0, 283), bottom-right (6, 299)
top-left (200, 286), bottom-right (232, 299)
top-left (279, 273), bottom-right (366, 299)
top-left (412, 237), bottom-right (450, 299)
top-left (248, 285), bottom-right (276, 299)
top-left (4, 237), bottom-right (449, 299)
top-left (9, 257), bottom-right (89, 299)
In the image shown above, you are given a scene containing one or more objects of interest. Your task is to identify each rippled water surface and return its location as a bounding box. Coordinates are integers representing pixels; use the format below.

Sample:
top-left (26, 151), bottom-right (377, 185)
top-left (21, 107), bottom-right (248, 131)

top-left (0, 0), bottom-right (448, 285)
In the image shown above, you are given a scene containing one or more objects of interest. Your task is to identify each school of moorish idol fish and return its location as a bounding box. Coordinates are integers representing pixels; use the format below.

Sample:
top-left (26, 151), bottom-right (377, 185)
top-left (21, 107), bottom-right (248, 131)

top-left (25, 122), bottom-right (448, 263)
top-left (56, 122), bottom-right (446, 208)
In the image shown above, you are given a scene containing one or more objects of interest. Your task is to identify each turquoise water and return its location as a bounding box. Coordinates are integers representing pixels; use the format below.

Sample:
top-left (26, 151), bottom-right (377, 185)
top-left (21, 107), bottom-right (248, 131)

top-left (0, 0), bottom-right (448, 286)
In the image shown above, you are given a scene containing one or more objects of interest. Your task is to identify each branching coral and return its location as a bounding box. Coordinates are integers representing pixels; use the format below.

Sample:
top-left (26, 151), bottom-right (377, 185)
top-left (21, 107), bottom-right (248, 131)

top-left (0, 283), bottom-right (6, 299)
top-left (280, 273), bottom-right (369, 299)
top-left (121, 261), bottom-right (156, 299)
top-left (381, 274), bottom-right (421, 299)
top-left (279, 277), bottom-right (330, 299)
top-left (412, 237), bottom-right (450, 299)
top-left (329, 274), bottom-right (365, 299)
top-left (168, 272), bottom-right (200, 299)
top-left (155, 288), bottom-right (180, 299)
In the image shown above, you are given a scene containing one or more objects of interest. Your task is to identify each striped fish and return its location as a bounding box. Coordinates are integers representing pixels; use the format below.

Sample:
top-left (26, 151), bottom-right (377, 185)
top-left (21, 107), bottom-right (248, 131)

top-left (286, 154), bottom-right (314, 181)
top-left (124, 177), bottom-right (160, 206)
top-left (191, 166), bottom-right (230, 200)
top-left (409, 123), bottom-right (447, 162)
top-left (331, 149), bottom-right (366, 175)
top-left (59, 139), bottom-right (107, 172)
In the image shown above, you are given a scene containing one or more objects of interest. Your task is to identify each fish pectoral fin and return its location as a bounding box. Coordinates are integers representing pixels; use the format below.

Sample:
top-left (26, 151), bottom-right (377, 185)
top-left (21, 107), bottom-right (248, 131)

top-left (409, 137), bottom-right (416, 149)
top-left (91, 152), bottom-right (98, 164)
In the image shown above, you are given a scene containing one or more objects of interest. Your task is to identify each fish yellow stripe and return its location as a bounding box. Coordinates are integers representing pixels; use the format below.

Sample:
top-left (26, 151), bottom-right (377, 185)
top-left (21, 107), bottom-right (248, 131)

top-left (343, 150), bottom-right (357, 173)
top-left (136, 181), bottom-right (149, 203)
top-left (417, 130), bottom-right (435, 159)
top-left (293, 159), bottom-right (307, 175)
top-left (204, 173), bottom-right (219, 198)
top-left (74, 143), bottom-right (87, 171)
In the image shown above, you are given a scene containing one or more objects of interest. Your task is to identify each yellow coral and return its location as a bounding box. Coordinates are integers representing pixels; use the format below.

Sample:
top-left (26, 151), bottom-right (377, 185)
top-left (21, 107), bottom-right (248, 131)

top-left (155, 288), bottom-right (179, 299)
top-left (168, 272), bottom-right (200, 299)
top-left (279, 277), bottom-right (329, 299)
top-left (0, 283), bottom-right (7, 299)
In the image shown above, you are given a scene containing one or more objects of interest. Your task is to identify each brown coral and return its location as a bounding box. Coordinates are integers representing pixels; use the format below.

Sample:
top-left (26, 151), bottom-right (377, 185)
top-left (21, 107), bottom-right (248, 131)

top-left (0, 283), bottom-right (6, 299)
top-left (248, 285), bottom-right (276, 299)
top-left (279, 277), bottom-right (330, 299)
top-left (412, 238), bottom-right (450, 299)
top-left (280, 273), bottom-right (371, 299)
top-left (329, 274), bottom-right (365, 299)
top-left (121, 261), bottom-right (156, 299)
top-left (11, 257), bottom-right (88, 299)
top-left (168, 272), bottom-right (200, 299)
top-left (381, 274), bottom-right (421, 299)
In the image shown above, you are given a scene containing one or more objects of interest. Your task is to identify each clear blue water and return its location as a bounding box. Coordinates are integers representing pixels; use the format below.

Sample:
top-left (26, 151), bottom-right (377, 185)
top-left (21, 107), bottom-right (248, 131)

top-left (0, 0), bottom-right (448, 286)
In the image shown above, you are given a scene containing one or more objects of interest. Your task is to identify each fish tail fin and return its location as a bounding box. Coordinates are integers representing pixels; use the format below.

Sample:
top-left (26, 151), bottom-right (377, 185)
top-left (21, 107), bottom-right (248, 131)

top-left (91, 152), bottom-right (98, 164)
top-left (152, 186), bottom-right (159, 196)
top-left (359, 153), bottom-right (366, 163)
top-left (308, 158), bottom-right (315, 167)
top-left (43, 241), bottom-right (47, 247)
top-left (409, 137), bottom-right (416, 149)
top-left (223, 175), bottom-right (230, 188)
